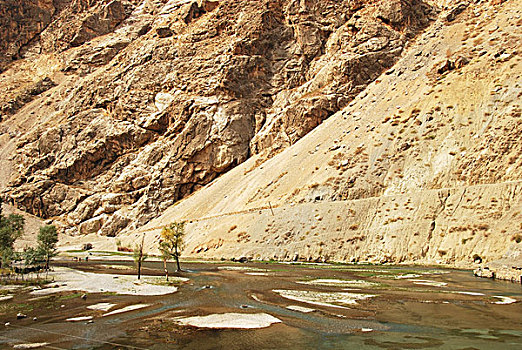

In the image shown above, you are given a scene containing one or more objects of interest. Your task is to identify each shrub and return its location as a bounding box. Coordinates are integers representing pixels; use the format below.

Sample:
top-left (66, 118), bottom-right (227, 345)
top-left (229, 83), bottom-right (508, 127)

top-left (512, 234), bottom-right (522, 243)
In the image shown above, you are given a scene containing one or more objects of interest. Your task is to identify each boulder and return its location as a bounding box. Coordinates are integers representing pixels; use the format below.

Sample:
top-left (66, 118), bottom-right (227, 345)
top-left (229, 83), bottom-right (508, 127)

top-left (78, 216), bottom-right (106, 235)
top-left (156, 27), bottom-right (173, 38)
top-left (454, 56), bottom-right (470, 69)
top-left (437, 59), bottom-right (455, 74)
top-left (444, 2), bottom-right (469, 22)
top-left (473, 267), bottom-right (495, 279)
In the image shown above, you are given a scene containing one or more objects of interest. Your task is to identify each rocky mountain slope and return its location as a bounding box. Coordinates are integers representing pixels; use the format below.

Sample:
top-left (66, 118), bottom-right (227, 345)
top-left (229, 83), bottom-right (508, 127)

top-left (122, 0), bottom-right (521, 274)
top-left (1, 0), bottom-right (435, 237)
top-left (1, 0), bottom-right (521, 278)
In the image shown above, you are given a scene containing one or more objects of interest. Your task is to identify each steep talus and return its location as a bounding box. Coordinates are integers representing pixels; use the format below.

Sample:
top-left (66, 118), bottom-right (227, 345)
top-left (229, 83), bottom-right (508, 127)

top-left (0, 0), bottom-right (434, 236)
top-left (130, 0), bottom-right (522, 272)
top-left (139, 182), bottom-right (521, 265)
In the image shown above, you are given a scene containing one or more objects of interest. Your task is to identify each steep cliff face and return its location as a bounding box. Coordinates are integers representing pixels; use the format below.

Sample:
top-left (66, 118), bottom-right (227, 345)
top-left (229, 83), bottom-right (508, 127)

top-left (0, 0), bottom-right (435, 236)
top-left (0, 0), bottom-right (139, 118)
top-left (0, 0), bottom-right (55, 71)
top-left (126, 0), bottom-right (522, 271)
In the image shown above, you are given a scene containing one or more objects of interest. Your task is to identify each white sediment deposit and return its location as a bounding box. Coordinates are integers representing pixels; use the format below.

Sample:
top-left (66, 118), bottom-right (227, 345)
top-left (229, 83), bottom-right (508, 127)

top-left (13, 343), bottom-right (50, 349)
top-left (274, 290), bottom-right (375, 309)
top-left (218, 266), bottom-right (270, 272)
top-left (492, 296), bottom-right (517, 305)
top-left (87, 303), bottom-right (117, 311)
top-left (173, 313), bottom-right (282, 329)
top-left (102, 304), bottom-right (151, 317)
top-left (30, 267), bottom-right (187, 296)
top-left (410, 279), bottom-right (448, 287)
top-left (395, 274), bottom-right (422, 279)
top-left (456, 291), bottom-right (485, 296)
top-left (66, 316), bottom-right (93, 322)
top-left (298, 279), bottom-right (379, 288)
top-left (286, 305), bottom-right (315, 313)
top-left (99, 264), bottom-right (134, 270)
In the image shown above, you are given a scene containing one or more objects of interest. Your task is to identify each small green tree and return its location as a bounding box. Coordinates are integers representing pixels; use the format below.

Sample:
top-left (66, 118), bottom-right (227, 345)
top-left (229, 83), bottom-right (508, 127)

top-left (22, 246), bottom-right (45, 280)
top-left (160, 222), bottom-right (185, 272)
top-left (37, 225), bottom-right (58, 272)
top-left (133, 234), bottom-right (147, 280)
top-left (0, 246), bottom-right (15, 271)
top-left (0, 200), bottom-right (25, 269)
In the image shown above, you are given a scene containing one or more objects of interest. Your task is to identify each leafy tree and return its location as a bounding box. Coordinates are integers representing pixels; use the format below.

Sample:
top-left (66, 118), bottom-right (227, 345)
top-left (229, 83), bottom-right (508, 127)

top-left (133, 234), bottom-right (147, 280)
top-left (0, 199), bottom-right (25, 269)
top-left (37, 225), bottom-right (58, 271)
top-left (159, 222), bottom-right (185, 272)
top-left (0, 246), bottom-right (15, 270)
top-left (23, 246), bottom-right (44, 267)
top-left (22, 246), bottom-right (45, 279)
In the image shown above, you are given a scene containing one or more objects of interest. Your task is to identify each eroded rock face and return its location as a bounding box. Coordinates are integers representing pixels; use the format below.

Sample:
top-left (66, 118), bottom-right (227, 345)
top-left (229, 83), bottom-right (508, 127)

top-left (251, 0), bottom-right (432, 154)
top-left (26, 0), bottom-right (137, 55)
top-left (0, 0), bottom-right (55, 70)
top-left (0, 0), bottom-right (434, 236)
top-left (132, 0), bottom-right (522, 270)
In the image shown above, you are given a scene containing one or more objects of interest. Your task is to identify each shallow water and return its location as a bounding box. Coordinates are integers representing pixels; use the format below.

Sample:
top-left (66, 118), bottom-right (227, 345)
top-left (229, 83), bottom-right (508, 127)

top-left (0, 261), bottom-right (521, 349)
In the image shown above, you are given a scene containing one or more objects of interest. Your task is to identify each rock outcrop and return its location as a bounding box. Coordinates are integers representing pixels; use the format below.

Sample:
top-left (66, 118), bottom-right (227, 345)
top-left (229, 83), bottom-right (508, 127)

top-left (0, 0), bottom-right (55, 71)
top-left (124, 0), bottom-right (522, 274)
top-left (1, 0), bottom-right (520, 279)
top-left (0, 0), bottom-right (435, 236)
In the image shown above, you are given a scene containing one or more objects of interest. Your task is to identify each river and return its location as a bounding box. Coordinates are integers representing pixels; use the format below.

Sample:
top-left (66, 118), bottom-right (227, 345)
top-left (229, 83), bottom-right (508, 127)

top-left (0, 260), bottom-right (521, 349)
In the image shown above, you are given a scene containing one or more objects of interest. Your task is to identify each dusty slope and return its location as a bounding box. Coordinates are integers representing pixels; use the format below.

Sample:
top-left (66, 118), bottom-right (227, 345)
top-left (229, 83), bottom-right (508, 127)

top-left (0, 0), bottom-right (435, 236)
top-left (126, 0), bottom-right (522, 273)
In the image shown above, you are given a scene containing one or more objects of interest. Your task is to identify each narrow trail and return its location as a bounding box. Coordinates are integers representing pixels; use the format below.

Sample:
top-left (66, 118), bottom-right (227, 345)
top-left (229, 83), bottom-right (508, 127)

top-left (134, 179), bottom-right (522, 234)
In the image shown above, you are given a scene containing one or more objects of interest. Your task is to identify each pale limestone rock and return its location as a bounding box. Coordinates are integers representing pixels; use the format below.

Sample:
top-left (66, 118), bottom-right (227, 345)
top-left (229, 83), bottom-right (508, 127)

top-left (154, 92), bottom-right (175, 113)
